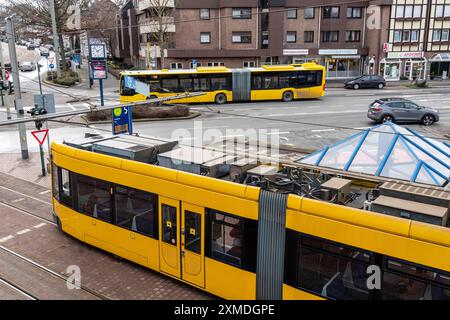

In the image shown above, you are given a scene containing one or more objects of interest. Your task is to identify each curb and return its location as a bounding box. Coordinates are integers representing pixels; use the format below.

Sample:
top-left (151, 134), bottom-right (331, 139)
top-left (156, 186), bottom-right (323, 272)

top-left (81, 111), bottom-right (202, 125)
top-left (66, 97), bottom-right (91, 103)
top-left (42, 78), bottom-right (74, 89)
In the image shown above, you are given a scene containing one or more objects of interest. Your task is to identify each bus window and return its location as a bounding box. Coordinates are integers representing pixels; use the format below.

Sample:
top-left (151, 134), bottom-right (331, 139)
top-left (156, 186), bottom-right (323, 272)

top-left (179, 75), bottom-right (193, 92)
top-left (193, 74), bottom-right (210, 91)
top-left (161, 76), bottom-right (179, 93)
top-left (210, 74), bottom-right (231, 91)
top-left (115, 186), bottom-right (158, 238)
top-left (262, 73), bottom-right (279, 89)
top-left (279, 72), bottom-right (291, 88)
top-left (76, 175), bottom-right (112, 223)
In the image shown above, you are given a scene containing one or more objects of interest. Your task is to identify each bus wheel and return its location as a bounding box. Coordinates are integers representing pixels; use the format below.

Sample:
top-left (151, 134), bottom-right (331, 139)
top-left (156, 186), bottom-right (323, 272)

top-left (282, 91), bottom-right (293, 102)
top-left (215, 93), bottom-right (227, 105)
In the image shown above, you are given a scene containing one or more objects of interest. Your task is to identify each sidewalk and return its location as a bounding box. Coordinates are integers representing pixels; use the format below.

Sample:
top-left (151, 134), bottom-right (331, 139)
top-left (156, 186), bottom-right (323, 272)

top-left (326, 79), bottom-right (450, 89)
top-left (0, 152), bottom-right (51, 188)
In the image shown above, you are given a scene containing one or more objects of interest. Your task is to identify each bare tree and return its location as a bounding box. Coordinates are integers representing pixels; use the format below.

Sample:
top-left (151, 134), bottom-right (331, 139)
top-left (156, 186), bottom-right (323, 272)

top-left (144, 0), bottom-right (177, 69)
top-left (7, 0), bottom-right (92, 72)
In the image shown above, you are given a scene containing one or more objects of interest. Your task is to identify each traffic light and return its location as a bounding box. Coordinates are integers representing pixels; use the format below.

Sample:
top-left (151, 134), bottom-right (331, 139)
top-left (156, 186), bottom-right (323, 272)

top-left (27, 104), bottom-right (48, 117)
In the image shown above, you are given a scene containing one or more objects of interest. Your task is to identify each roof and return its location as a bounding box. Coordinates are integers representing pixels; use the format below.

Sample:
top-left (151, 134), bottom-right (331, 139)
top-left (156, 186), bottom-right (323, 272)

top-left (298, 123), bottom-right (450, 187)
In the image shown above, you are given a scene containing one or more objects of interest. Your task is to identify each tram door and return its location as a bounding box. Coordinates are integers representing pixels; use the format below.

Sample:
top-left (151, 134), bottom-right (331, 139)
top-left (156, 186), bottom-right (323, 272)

top-left (159, 197), bottom-right (181, 278)
top-left (159, 198), bottom-right (205, 288)
top-left (181, 203), bottom-right (205, 288)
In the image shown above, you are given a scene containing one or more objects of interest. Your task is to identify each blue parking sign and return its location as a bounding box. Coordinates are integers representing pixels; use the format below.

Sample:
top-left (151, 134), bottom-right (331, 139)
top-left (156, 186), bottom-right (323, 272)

top-left (112, 106), bottom-right (133, 135)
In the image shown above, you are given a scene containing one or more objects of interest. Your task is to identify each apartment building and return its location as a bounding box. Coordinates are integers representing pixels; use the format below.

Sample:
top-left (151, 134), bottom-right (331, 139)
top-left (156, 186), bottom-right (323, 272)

top-left (114, 0), bottom-right (140, 66)
top-left (385, 0), bottom-right (450, 81)
top-left (116, 0), bottom-right (392, 79)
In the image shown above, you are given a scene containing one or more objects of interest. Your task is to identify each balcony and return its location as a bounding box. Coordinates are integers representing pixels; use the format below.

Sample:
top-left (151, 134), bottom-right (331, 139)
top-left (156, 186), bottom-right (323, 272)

top-left (140, 17), bottom-right (176, 33)
top-left (138, 0), bottom-right (175, 11)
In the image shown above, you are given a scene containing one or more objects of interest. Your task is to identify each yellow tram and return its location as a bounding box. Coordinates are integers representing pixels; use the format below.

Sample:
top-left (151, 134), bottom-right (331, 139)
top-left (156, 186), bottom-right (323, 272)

top-left (50, 138), bottom-right (450, 300)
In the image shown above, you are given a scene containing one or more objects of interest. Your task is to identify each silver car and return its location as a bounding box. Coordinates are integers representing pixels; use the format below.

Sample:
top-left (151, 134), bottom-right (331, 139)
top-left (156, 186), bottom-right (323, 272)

top-left (368, 98), bottom-right (440, 126)
top-left (19, 62), bottom-right (36, 72)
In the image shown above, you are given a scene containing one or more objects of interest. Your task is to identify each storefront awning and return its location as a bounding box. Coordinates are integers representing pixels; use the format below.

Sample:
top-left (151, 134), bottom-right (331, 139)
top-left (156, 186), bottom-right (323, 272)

top-left (380, 58), bottom-right (401, 64)
top-left (430, 53), bottom-right (450, 62)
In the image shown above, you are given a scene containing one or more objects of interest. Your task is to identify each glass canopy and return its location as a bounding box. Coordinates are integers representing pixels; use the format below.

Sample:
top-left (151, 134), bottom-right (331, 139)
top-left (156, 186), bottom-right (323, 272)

top-left (298, 123), bottom-right (450, 186)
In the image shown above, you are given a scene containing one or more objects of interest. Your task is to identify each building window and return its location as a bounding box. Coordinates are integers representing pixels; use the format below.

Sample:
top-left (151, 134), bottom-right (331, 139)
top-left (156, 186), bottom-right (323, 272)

top-left (232, 8), bottom-right (252, 19)
top-left (200, 8), bottom-right (210, 20)
top-left (243, 61), bottom-right (255, 68)
top-left (394, 30), bottom-right (401, 43)
top-left (232, 32), bottom-right (252, 43)
top-left (396, 5), bottom-right (422, 18)
top-left (402, 30), bottom-right (411, 42)
top-left (200, 32), bottom-right (211, 44)
top-left (347, 7), bottom-right (362, 18)
top-left (436, 5), bottom-right (450, 18)
top-left (304, 31), bottom-right (314, 43)
top-left (115, 186), bottom-right (158, 238)
top-left (287, 8), bottom-right (297, 19)
top-left (170, 62), bottom-right (183, 69)
top-left (345, 31), bottom-right (361, 42)
top-left (322, 31), bottom-right (339, 42)
top-left (190, 62), bottom-right (202, 68)
top-left (411, 30), bottom-right (419, 42)
top-left (433, 29), bottom-right (450, 42)
top-left (207, 62), bottom-right (225, 67)
top-left (76, 175), bottom-right (112, 223)
top-left (304, 7), bottom-right (315, 19)
top-left (286, 31), bottom-right (297, 43)
top-left (323, 6), bottom-right (340, 18)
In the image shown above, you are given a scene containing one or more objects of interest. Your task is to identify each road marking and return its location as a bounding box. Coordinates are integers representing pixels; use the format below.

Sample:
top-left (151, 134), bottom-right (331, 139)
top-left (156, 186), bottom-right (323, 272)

top-left (0, 235), bottom-right (13, 243)
top-left (267, 131), bottom-right (290, 135)
top-left (354, 127), bottom-right (372, 130)
top-left (0, 186), bottom-right (52, 205)
top-left (33, 223), bottom-right (47, 229)
top-left (39, 190), bottom-right (51, 195)
top-left (16, 229), bottom-right (31, 235)
top-left (311, 129), bottom-right (335, 133)
top-left (312, 135), bottom-right (322, 138)
top-left (11, 198), bottom-right (25, 203)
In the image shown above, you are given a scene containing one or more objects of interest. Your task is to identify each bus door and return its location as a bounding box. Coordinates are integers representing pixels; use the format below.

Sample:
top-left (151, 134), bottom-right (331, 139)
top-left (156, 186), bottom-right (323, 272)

top-left (159, 197), bottom-right (181, 278)
top-left (181, 202), bottom-right (205, 288)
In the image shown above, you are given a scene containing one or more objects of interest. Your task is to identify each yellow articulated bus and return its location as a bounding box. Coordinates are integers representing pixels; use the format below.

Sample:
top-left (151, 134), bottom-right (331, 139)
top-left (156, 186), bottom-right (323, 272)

top-left (50, 137), bottom-right (450, 300)
top-left (119, 63), bottom-right (326, 105)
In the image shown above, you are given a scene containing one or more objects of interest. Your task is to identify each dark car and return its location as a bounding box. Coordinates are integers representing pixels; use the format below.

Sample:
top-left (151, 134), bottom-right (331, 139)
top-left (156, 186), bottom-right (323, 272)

top-left (344, 75), bottom-right (386, 90)
top-left (367, 98), bottom-right (440, 126)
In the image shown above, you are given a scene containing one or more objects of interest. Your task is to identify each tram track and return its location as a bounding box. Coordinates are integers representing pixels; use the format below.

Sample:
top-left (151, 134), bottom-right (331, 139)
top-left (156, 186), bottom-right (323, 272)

top-left (0, 276), bottom-right (37, 300)
top-left (0, 244), bottom-right (112, 300)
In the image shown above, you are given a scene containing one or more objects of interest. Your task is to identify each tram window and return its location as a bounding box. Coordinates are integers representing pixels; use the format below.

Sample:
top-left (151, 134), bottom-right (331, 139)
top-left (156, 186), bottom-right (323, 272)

top-left (60, 168), bottom-right (73, 208)
top-left (76, 175), bottom-right (112, 223)
top-left (115, 186), bottom-right (158, 238)
top-left (210, 212), bottom-right (243, 267)
top-left (162, 204), bottom-right (177, 245)
top-left (382, 259), bottom-right (450, 300)
top-left (52, 163), bottom-right (60, 202)
top-left (185, 211), bottom-right (201, 254)
top-left (285, 234), bottom-right (371, 299)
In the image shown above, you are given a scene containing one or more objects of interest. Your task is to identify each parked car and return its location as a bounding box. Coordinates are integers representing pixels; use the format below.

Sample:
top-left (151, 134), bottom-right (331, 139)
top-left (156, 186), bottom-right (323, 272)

top-left (345, 75), bottom-right (386, 89)
top-left (19, 62), bottom-right (37, 72)
top-left (27, 44), bottom-right (36, 51)
top-left (39, 47), bottom-right (50, 56)
top-left (368, 98), bottom-right (439, 126)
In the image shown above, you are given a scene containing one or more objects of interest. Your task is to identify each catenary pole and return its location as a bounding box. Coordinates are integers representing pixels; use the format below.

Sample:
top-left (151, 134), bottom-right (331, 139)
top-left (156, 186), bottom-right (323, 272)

top-left (6, 17), bottom-right (29, 160)
top-left (49, 0), bottom-right (62, 78)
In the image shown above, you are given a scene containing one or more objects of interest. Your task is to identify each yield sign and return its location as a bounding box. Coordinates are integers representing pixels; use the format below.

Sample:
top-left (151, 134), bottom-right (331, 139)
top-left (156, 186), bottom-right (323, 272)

top-left (31, 129), bottom-right (49, 145)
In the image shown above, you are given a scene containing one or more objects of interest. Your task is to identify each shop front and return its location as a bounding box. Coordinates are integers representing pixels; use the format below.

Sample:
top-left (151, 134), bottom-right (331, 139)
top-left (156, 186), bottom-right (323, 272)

top-left (318, 49), bottom-right (363, 79)
top-left (382, 52), bottom-right (426, 81)
top-left (429, 53), bottom-right (450, 80)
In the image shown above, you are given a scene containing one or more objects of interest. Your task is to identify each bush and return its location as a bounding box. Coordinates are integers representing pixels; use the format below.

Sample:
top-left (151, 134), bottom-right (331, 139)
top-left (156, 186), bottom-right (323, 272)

top-left (47, 71), bottom-right (80, 86)
top-left (86, 104), bottom-right (190, 122)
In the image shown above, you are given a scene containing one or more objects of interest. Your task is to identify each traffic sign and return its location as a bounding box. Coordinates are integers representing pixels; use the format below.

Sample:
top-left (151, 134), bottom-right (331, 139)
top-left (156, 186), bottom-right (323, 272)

top-left (112, 106), bottom-right (133, 135)
top-left (31, 129), bottom-right (49, 145)
top-left (49, 64), bottom-right (55, 70)
top-left (48, 57), bottom-right (54, 64)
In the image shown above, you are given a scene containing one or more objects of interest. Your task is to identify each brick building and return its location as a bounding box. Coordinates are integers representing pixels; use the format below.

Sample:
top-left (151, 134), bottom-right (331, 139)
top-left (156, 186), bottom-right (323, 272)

top-left (116, 0), bottom-right (393, 80)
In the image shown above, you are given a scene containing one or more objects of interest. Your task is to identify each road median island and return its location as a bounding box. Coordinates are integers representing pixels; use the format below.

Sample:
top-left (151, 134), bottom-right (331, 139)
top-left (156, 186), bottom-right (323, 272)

top-left (83, 104), bottom-right (200, 123)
